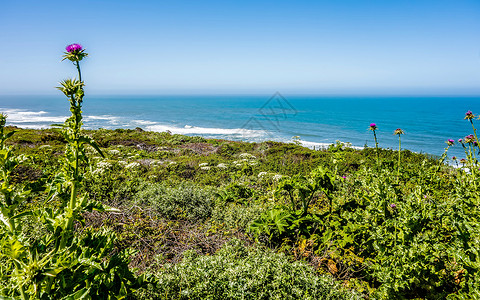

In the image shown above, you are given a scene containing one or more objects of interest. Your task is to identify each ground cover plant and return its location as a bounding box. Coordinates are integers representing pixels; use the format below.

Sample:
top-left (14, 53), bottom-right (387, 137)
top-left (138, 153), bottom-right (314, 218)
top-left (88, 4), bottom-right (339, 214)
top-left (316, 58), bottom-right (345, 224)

top-left (1, 44), bottom-right (480, 299)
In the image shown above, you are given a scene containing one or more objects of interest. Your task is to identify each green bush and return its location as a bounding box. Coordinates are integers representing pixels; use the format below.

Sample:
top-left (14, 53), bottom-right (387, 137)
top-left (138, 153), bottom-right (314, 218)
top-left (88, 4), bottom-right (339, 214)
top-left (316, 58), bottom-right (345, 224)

top-left (139, 239), bottom-right (360, 300)
top-left (135, 182), bottom-right (216, 220)
top-left (211, 202), bottom-right (264, 231)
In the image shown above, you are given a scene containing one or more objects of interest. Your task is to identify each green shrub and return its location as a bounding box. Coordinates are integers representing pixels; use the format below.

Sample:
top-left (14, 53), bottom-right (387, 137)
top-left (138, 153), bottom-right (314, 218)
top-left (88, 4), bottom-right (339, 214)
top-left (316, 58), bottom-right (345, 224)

top-left (135, 182), bottom-right (216, 220)
top-left (211, 202), bottom-right (264, 231)
top-left (139, 239), bottom-right (360, 300)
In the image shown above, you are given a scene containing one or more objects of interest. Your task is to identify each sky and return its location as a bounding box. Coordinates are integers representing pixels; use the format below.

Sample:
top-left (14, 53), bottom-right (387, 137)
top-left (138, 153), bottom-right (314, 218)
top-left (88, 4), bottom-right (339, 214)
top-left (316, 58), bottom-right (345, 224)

top-left (1, 0), bottom-right (480, 95)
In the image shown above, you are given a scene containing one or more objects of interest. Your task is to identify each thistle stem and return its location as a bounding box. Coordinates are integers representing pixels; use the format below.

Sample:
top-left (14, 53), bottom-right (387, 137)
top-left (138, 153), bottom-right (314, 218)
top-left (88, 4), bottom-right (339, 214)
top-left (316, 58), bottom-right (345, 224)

top-left (397, 136), bottom-right (401, 183)
top-left (75, 61), bottom-right (82, 83)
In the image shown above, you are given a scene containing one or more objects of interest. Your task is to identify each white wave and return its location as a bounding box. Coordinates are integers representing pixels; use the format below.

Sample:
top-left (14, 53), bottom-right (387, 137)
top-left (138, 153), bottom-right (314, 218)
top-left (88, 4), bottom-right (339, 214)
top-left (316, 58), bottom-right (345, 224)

top-left (85, 115), bottom-right (117, 120)
top-left (0, 108), bottom-right (67, 124)
top-left (131, 119), bottom-right (157, 125)
top-left (84, 115), bottom-right (121, 125)
top-left (9, 123), bottom-right (54, 129)
top-left (145, 124), bottom-right (266, 138)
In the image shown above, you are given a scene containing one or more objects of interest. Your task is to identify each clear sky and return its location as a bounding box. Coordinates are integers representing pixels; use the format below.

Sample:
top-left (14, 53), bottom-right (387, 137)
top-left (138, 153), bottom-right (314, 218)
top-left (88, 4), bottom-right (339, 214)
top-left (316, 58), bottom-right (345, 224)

top-left (1, 0), bottom-right (480, 95)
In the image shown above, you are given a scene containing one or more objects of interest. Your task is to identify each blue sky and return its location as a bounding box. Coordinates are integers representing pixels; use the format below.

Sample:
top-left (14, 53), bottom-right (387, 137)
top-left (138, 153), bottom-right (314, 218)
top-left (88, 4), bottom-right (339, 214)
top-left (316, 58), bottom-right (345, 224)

top-left (1, 0), bottom-right (479, 95)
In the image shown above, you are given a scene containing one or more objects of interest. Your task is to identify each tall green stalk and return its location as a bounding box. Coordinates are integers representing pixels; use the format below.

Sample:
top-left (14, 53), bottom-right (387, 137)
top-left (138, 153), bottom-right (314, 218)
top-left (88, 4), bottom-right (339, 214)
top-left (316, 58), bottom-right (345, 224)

top-left (394, 128), bottom-right (404, 183)
top-left (369, 123), bottom-right (379, 167)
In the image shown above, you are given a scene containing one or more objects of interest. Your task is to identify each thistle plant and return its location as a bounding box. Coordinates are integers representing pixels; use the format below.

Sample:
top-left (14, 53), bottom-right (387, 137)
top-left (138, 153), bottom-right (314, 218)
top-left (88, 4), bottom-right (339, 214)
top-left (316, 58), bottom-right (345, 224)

top-left (369, 123), bottom-right (379, 166)
top-left (463, 111), bottom-right (480, 166)
top-left (0, 44), bottom-right (143, 299)
top-left (465, 111), bottom-right (479, 145)
top-left (431, 139), bottom-right (455, 180)
top-left (394, 128), bottom-right (404, 182)
top-left (56, 43), bottom-right (101, 234)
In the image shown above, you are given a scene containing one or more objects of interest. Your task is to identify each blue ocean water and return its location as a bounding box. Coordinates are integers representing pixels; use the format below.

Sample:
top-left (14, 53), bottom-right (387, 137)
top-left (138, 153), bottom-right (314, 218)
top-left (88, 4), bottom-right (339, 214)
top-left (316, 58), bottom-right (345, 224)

top-left (1, 94), bottom-right (479, 160)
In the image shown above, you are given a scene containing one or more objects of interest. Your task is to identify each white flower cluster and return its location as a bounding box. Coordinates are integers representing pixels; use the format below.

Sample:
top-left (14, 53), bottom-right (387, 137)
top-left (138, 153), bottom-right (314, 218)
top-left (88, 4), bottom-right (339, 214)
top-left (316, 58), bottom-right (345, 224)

top-left (258, 172), bottom-right (268, 178)
top-left (232, 158), bottom-right (257, 167)
top-left (96, 161), bottom-right (113, 169)
top-left (197, 162), bottom-right (229, 170)
top-left (257, 172), bottom-right (284, 181)
top-left (239, 153), bottom-right (256, 159)
top-left (125, 162), bottom-right (141, 169)
top-left (108, 149), bottom-right (121, 155)
top-left (92, 160), bottom-right (113, 175)
top-left (272, 174), bottom-right (283, 181)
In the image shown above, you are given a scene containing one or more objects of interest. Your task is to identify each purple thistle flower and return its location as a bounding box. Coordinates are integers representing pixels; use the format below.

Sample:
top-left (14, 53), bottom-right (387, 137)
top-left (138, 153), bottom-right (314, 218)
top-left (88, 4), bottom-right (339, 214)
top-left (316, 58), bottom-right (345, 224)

top-left (66, 43), bottom-right (83, 53)
top-left (342, 176), bottom-right (346, 179)
top-left (458, 138), bottom-right (463, 143)
top-left (474, 141), bottom-right (478, 146)
top-left (465, 110), bottom-right (475, 120)
top-left (389, 203), bottom-right (396, 209)
top-left (446, 139), bottom-right (455, 146)
top-left (452, 156), bottom-right (456, 160)
top-left (369, 123), bottom-right (377, 131)
top-left (465, 134), bottom-right (475, 144)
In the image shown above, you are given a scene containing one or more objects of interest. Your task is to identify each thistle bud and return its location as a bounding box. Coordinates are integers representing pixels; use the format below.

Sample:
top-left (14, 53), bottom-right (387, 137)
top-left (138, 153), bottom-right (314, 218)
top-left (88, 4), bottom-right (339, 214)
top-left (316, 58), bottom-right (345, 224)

top-left (465, 110), bottom-right (475, 120)
top-left (394, 128), bottom-right (404, 135)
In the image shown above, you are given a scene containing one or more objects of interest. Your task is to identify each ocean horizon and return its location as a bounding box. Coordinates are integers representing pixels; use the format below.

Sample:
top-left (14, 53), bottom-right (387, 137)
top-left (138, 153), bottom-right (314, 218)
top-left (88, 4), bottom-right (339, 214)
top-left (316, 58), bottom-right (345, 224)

top-left (1, 94), bottom-right (480, 160)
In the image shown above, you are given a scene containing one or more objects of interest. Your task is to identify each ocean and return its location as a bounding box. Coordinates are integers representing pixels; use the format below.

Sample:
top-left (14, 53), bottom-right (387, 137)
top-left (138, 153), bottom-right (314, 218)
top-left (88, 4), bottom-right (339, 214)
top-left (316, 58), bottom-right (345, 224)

top-left (1, 94), bottom-right (480, 160)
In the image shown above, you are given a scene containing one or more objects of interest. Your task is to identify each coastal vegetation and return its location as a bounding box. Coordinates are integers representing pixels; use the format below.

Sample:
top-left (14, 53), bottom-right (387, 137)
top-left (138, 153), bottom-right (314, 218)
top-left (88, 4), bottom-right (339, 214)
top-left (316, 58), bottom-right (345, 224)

top-left (1, 45), bottom-right (480, 299)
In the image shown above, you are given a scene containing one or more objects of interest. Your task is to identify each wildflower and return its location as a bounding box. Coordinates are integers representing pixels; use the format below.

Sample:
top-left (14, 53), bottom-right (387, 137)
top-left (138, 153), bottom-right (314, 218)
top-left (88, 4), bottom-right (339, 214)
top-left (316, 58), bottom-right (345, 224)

top-left (108, 149), bottom-right (121, 155)
top-left (394, 128), bottom-right (404, 135)
top-left (217, 163), bottom-right (228, 169)
top-left (258, 172), bottom-right (268, 178)
top-left (460, 158), bottom-right (467, 164)
top-left (199, 162), bottom-right (209, 167)
top-left (465, 110), bottom-right (475, 120)
top-left (458, 138), bottom-right (463, 143)
top-left (272, 174), bottom-right (283, 181)
top-left (200, 166), bottom-right (211, 170)
top-left (465, 134), bottom-right (475, 144)
top-left (63, 43), bottom-right (88, 63)
top-left (452, 156), bottom-right (456, 160)
top-left (369, 123), bottom-right (377, 131)
top-left (66, 43), bottom-right (83, 52)
top-left (389, 203), bottom-right (397, 209)
top-left (342, 176), bottom-right (346, 179)
top-left (446, 139), bottom-right (455, 146)
top-left (475, 141), bottom-right (479, 146)
top-left (125, 162), bottom-right (141, 169)
top-left (239, 153), bottom-right (256, 159)
top-left (96, 161), bottom-right (112, 169)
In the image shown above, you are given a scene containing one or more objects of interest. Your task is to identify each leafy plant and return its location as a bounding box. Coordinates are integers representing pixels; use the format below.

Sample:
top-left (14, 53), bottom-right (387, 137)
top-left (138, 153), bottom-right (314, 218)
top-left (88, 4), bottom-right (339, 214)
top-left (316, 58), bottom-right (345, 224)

top-left (0, 44), bottom-right (144, 299)
top-left (140, 238), bottom-right (360, 300)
